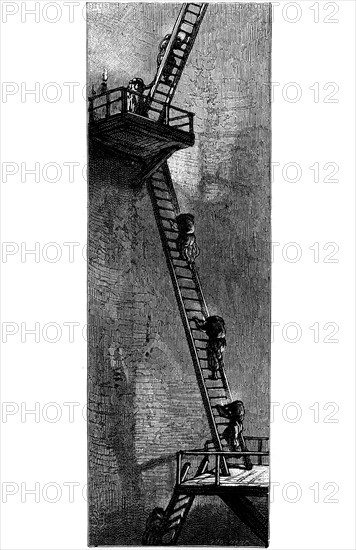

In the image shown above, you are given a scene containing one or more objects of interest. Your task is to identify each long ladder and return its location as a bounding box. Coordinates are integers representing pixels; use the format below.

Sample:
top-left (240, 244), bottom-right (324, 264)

top-left (148, 163), bottom-right (233, 461)
top-left (147, 3), bottom-right (208, 117)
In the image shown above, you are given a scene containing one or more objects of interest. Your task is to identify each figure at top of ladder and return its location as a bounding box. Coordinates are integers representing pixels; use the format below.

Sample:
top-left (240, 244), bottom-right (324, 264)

top-left (124, 4), bottom-right (207, 122)
top-left (157, 32), bottom-right (187, 84)
top-left (147, 3), bottom-right (208, 116)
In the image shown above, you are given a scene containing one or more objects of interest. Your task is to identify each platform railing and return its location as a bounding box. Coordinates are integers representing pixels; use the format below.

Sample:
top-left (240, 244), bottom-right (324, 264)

top-left (204, 436), bottom-right (270, 467)
top-left (177, 445), bottom-right (270, 487)
top-left (88, 86), bottom-right (194, 134)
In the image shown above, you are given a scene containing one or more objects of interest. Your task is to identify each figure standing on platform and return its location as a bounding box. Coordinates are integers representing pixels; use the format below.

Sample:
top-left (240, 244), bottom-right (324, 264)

top-left (142, 507), bottom-right (165, 545)
top-left (216, 400), bottom-right (253, 471)
top-left (127, 77), bottom-right (149, 116)
top-left (193, 315), bottom-right (226, 380)
top-left (171, 213), bottom-right (200, 264)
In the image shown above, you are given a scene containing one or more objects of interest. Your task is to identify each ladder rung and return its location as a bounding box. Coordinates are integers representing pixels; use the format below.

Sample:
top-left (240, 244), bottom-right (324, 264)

top-left (176, 265), bottom-right (192, 272)
top-left (167, 516), bottom-right (181, 528)
top-left (182, 297), bottom-right (200, 304)
top-left (152, 182), bottom-right (169, 190)
top-left (152, 184), bottom-right (168, 193)
top-left (214, 419), bottom-right (230, 425)
top-left (208, 388), bottom-right (227, 395)
top-left (179, 288), bottom-right (196, 293)
top-left (159, 208), bottom-right (175, 214)
top-left (157, 200), bottom-right (174, 207)
top-left (206, 379), bottom-right (224, 386)
top-left (176, 275), bottom-right (194, 280)
top-left (207, 390), bottom-right (226, 397)
top-left (155, 187), bottom-right (172, 200)
top-left (172, 502), bottom-right (189, 514)
top-left (181, 20), bottom-right (195, 27)
top-left (151, 180), bottom-right (166, 187)
top-left (157, 203), bottom-right (174, 211)
top-left (176, 495), bottom-right (190, 503)
top-left (205, 386), bottom-right (226, 395)
top-left (174, 264), bottom-right (191, 270)
top-left (183, 298), bottom-right (200, 304)
top-left (155, 90), bottom-right (169, 97)
top-left (209, 393), bottom-right (227, 399)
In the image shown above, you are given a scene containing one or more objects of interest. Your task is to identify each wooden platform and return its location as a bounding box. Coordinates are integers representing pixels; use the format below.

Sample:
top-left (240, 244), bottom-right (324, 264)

top-left (89, 111), bottom-right (194, 181)
top-left (177, 466), bottom-right (269, 497)
top-left (89, 111), bottom-right (194, 158)
top-left (88, 86), bottom-right (195, 180)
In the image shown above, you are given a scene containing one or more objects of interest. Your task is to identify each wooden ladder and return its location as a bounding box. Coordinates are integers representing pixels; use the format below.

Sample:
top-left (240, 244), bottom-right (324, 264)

top-left (148, 163), bottom-right (234, 468)
top-left (146, 3), bottom-right (208, 117)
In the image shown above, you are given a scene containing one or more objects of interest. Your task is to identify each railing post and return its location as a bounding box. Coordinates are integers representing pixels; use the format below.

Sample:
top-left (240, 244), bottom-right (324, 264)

top-left (258, 439), bottom-right (263, 466)
top-left (121, 88), bottom-right (127, 114)
top-left (88, 97), bottom-right (94, 124)
top-left (176, 452), bottom-right (182, 486)
top-left (105, 92), bottom-right (110, 119)
top-left (216, 454), bottom-right (220, 486)
top-left (189, 113), bottom-right (194, 134)
top-left (165, 104), bottom-right (170, 126)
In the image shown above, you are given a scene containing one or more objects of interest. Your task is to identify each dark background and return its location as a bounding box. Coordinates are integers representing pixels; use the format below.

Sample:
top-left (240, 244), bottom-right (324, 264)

top-left (88, 3), bottom-right (271, 545)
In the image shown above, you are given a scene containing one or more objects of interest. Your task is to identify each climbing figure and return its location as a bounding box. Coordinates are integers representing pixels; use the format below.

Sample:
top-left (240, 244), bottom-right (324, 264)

top-left (127, 77), bottom-right (149, 116)
top-left (193, 315), bottom-right (226, 380)
top-left (216, 400), bottom-right (253, 471)
top-left (171, 213), bottom-right (200, 264)
top-left (157, 32), bottom-right (186, 84)
top-left (142, 507), bottom-right (165, 545)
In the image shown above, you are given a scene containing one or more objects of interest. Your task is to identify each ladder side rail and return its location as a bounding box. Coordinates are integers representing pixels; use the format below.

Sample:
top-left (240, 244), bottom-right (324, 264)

top-left (161, 164), bottom-right (232, 400)
top-left (147, 178), bottom-right (223, 451)
top-left (148, 3), bottom-right (208, 109)
top-left (161, 163), bottom-right (209, 318)
top-left (147, 4), bottom-right (190, 102)
top-left (165, 4), bottom-right (208, 105)
top-left (170, 495), bottom-right (195, 545)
